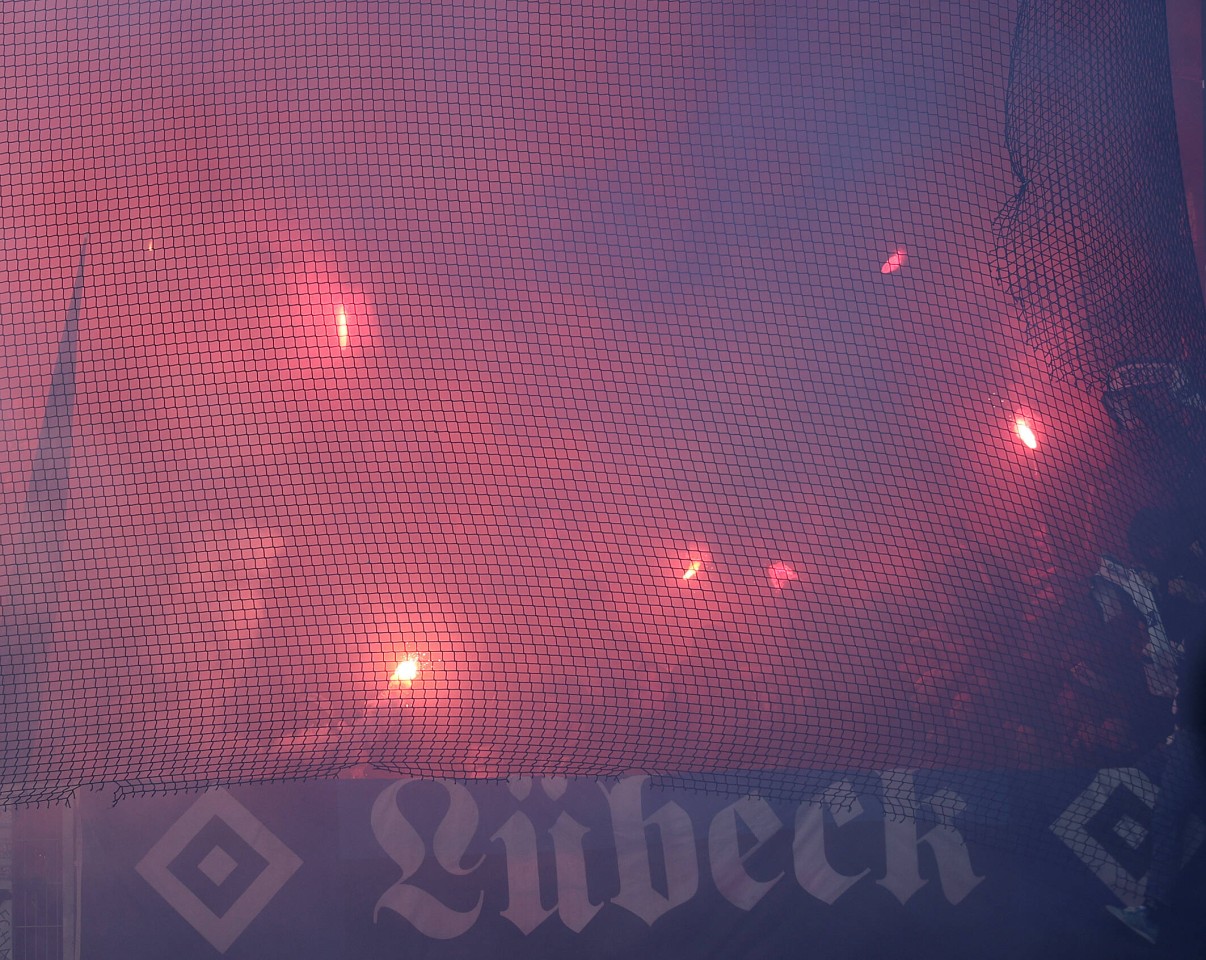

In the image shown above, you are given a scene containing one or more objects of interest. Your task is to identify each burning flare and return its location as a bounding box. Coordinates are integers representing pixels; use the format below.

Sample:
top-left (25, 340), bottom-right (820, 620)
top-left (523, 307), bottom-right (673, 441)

top-left (1015, 417), bottom-right (1038, 450)
top-left (337, 306), bottom-right (349, 350)
top-left (881, 248), bottom-right (907, 274)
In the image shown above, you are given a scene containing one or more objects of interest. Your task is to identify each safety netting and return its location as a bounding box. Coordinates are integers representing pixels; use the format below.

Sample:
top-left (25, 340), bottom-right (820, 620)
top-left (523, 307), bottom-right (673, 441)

top-left (1, 0), bottom-right (1203, 827)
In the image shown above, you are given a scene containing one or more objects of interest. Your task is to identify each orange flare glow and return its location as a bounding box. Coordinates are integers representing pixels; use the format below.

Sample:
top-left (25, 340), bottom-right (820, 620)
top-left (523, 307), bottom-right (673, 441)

top-left (682, 560), bottom-right (703, 580)
top-left (881, 249), bottom-right (907, 274)
top-left (1015, 418), bottom-right (1038, 449)
top-left (337, 306), bottom-right (349, 350)
top-left (769, 561), bottom-right (799, 590)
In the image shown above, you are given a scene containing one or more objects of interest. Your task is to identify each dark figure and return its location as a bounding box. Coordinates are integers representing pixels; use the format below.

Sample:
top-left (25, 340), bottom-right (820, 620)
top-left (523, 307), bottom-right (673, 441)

top-left (1108, 645), bottom-right (1205, 944)
top-left (1107, 512), bottom-right (1206, 944)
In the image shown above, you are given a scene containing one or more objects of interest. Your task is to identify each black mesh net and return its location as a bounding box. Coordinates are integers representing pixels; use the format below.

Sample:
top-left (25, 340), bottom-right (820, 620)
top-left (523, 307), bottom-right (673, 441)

top-left (1, 0), bottom-right (1203, 834)
top-left (996, 0), bottom-right (1205, 393)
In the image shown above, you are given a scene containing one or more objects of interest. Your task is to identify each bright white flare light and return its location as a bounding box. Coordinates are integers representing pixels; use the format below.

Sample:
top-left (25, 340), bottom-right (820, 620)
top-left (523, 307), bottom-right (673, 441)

top-left (682, 560), bottom-right (703, 580)
top-left (337, 306), bottom-right (349, 350)
top-left (1015, 418), bottom-right (1038, 450)
top-left (391, 658), bottom-right (419, 683)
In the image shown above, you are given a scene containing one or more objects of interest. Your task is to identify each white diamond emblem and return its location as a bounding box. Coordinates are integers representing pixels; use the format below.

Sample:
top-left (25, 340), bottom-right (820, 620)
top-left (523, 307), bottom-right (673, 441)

top-left (1050, 768), bottom-right (1154, 907)
top-left (136, 790), bottom-right (301, 953)
top-left (1112, 814), bottom-right (1148, 851)
top-left (197, 846), bottom-right (239, 886)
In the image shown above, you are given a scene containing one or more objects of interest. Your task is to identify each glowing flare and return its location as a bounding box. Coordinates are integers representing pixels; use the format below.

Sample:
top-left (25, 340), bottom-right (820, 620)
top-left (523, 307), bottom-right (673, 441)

top-left (337, 306), bottom-right (349, 350)
top-left (391, 658), bottom-right (419, 683)
top-left (768, 561), bottom-right (799, 590)
top-left (1015, 418), bottom-right (1038, 450)
top-left (682, 560), bottom-right (703, 580)
top-left (146, 239), bottom-right (154, 252)
top-left (881, 248), bottom-right (907, 274)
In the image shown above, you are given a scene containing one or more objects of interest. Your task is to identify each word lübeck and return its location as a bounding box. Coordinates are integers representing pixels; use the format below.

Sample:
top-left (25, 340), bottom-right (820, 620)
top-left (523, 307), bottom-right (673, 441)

top-left (370, 773), bottom-right (985, 938)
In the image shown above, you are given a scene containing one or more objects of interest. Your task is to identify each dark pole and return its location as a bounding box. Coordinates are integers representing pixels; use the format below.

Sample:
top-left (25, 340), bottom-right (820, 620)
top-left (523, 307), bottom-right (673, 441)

top-left (1, 240), bottom-right (87, 805)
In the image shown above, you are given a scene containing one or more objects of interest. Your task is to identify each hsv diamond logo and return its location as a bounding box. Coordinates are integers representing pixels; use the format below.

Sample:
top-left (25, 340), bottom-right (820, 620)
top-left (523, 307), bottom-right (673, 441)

top-left (1050, 768), bottom-right (1156, 906)
top-left (136, 790), bottom-right (302, 953)
top-left (1050, 767), bottom-right (1206, 907)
